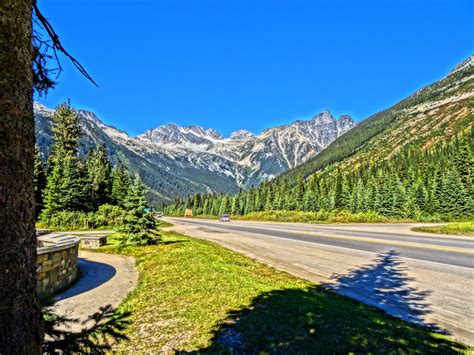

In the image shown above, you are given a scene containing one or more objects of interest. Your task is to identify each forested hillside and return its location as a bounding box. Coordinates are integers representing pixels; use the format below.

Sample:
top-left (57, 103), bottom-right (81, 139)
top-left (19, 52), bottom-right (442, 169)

top-left (277, 56), bottom-right (473, 186)
top-left (166, 57), bottom-right (474, 221)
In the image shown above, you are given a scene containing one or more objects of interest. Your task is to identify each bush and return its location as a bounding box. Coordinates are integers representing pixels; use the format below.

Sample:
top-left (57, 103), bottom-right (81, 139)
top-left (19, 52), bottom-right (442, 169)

top-left (37, 204), bottom-right (126, 230)
top-left (238, 210), bottom-right (390, 224)
top-left (94, 204), bottom-right (126, 227)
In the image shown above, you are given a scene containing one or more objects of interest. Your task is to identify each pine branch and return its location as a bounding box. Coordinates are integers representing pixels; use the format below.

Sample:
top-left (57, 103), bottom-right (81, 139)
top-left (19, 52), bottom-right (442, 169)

top-left (32, 1), bottom-right (98, 88)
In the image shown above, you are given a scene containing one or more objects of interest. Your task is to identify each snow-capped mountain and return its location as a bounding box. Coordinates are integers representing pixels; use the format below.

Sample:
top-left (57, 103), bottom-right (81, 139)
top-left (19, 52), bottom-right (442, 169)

top-left (34, 103), bottom-right (355, 205)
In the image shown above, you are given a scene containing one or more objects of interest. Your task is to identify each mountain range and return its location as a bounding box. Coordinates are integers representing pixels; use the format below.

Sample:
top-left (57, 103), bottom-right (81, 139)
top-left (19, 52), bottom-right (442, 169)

top-left (35, 104), bottom-right (355, 205)
top-left (274, 55), bottom-right (473, 186)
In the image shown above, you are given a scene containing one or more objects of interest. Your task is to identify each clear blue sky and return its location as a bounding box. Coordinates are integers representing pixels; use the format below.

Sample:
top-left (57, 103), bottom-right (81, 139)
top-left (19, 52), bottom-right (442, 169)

top-left (37, 0), bottom-right (473, 137)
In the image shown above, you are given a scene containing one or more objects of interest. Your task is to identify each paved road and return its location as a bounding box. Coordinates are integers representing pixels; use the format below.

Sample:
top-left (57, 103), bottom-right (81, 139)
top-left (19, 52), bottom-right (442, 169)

top-left (166, 217), bottom-right (474, 345)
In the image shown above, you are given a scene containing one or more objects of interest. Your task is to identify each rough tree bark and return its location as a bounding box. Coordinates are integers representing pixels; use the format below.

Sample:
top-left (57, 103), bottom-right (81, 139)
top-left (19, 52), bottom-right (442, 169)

top-left (0, 0), bottom-right (44, 353)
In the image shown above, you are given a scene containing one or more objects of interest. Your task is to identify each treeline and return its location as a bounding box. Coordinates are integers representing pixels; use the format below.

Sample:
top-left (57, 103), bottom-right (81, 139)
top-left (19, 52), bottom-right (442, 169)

top-left (36, 101), bottom-right (158, 245)
top-left (166, 129), bottom-right (473, 222)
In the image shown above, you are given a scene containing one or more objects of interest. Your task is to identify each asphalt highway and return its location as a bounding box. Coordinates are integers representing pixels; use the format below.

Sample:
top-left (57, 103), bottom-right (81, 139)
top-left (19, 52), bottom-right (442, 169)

top-left (167, 218), bottom-right (473, 268)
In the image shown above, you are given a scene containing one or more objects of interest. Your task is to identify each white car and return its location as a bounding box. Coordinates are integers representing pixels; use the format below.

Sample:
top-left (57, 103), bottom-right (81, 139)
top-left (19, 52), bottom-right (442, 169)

top-left (219, 214), bottom-right (230, 222)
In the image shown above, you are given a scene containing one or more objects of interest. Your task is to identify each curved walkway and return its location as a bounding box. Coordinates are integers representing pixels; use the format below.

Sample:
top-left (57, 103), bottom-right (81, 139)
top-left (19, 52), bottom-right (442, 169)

top-left (53, 251), bottom-right (138, 330)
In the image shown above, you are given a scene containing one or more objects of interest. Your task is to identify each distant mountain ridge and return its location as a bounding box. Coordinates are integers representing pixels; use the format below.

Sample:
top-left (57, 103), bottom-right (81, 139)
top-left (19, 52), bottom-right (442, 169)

top-left (274, 55), bottom-right (474, 186)
top-left (35, 104), bottom-right (355, 205)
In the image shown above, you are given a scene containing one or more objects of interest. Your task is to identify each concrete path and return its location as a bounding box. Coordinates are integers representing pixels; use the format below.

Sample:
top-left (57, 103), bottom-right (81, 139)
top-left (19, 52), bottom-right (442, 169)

top-left (52, 251), bottom-right (137, 331)
top-left (166, 218), bottom-right (474, 345)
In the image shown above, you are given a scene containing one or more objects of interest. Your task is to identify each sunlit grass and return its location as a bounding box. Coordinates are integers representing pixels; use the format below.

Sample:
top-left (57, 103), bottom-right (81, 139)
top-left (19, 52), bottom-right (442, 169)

top-left (413, 222), bottom-right (474, 237)
top-left (100, 231), bottom-right (467, 353)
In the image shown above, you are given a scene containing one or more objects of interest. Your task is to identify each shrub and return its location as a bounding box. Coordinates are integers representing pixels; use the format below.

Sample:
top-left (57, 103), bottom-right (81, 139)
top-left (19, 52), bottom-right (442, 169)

top-left (37, 204), bottom-right (126, 230)
top-left (239, 210), bottom-right (390, 224)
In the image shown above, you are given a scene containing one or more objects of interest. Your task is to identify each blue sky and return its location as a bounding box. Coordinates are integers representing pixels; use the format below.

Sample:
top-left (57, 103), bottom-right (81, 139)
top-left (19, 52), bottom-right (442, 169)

top-left (37, 0), bottom-right (473, 137)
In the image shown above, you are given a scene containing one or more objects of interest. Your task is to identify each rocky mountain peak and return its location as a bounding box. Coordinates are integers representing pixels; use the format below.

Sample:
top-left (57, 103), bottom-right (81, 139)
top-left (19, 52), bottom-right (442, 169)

top-left (138, 123), bottom-right (225, 145)
top-left (448, 55), bottom-right (473, 76)
top-left (33, 102), bottom-right (54, 117)
top-left (229, 130), bottom-right (255, 140)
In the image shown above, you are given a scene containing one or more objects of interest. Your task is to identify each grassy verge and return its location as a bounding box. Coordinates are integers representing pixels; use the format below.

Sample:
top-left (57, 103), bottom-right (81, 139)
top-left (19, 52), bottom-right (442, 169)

top-left (413, 221), bottom-right (474, 237)
top-left (170, 210), bottom-right (409, 223)
top-left (156, 219), bottom-right (174, 228)
top-left (101, 231), bottom-right (466, 353)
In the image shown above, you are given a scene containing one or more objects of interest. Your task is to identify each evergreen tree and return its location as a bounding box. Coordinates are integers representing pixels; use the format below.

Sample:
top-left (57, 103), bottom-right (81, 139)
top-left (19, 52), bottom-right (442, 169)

top-left (111, 165), bottom-right (131, 207)
top-left (333, 172), bottom-right (343, 210)
top-left (85, 145), bottom-right (112, 210)
top-left (202, 199), bottom-right (210, 215)
top-left (440, 166), bottom-right (468, 218)
top-left (119, 175), bottom-right (158, 246)
top-left (219, 196), bottom-right (231, 215)
top-left (49, 100), bottom-right (81, 161)
top-left (61, 156), bottom-right (86, 211)
top-left (41, 101), bottom-right (82, 219)
top-left (302, 189), bottom-right (315, 211)
top-left (401, 187), bottom-right (420, 219)
top-left (230, 196), bottom-right (238, 215)
top-left (40, 162), bottom-right (63, 220)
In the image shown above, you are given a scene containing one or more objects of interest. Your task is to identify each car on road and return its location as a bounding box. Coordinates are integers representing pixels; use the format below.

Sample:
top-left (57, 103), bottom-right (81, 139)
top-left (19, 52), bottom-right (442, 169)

top-left (219, 214), bottom-right (230, 222)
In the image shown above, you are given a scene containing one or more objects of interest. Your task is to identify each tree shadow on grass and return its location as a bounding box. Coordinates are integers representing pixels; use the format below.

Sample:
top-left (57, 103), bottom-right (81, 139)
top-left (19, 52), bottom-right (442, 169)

top-left (195, 251), bottom-right (465, 354)
top-left (161, 240), bottom-right (190, 246)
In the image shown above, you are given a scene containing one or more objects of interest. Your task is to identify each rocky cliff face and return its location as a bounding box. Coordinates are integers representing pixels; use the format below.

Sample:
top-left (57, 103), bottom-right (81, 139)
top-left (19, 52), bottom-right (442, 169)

top-left (34, 103), bottom-right (355, 204)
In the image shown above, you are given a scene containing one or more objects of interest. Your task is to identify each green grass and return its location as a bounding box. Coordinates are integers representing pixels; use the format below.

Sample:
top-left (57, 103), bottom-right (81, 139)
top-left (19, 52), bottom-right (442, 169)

top-left (413, 222), bottom-right (474, 237)
top-left (156, 219), bottom-right (173, 228)
top-left (100, 231), bottom-right (467, 353)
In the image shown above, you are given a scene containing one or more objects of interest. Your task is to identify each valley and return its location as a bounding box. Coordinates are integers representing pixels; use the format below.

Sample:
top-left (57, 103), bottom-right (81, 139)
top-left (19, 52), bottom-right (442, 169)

top-left (35, 105), bottom-right (355, 205)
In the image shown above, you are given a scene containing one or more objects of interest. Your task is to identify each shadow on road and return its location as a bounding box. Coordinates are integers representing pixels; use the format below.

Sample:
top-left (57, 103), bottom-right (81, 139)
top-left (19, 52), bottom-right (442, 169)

top-left (323, 250), bottom-right (441, 330)
top-left (54, 258), bottom-right (116, 301)
top-left (195, 251), bottom-right (462, 353)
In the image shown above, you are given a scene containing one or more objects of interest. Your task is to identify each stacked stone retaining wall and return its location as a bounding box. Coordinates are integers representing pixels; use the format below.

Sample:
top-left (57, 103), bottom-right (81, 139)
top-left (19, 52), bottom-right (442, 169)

top-left (37, 234), bottom-right (80, 298)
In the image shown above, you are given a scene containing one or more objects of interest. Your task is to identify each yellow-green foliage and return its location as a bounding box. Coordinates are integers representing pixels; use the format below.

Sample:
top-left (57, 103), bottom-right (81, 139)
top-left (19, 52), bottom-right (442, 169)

top-left (413, 222), bottom-right (474, 236)
top-left (36, 204), bottom-right (126, 231)
top-left (238, 210), bottom-right (389, 223)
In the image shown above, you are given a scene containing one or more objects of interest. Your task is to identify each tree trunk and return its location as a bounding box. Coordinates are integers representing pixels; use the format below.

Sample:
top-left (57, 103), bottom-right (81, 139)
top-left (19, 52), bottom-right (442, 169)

top-left (0, 0), bottom-right (43, 353)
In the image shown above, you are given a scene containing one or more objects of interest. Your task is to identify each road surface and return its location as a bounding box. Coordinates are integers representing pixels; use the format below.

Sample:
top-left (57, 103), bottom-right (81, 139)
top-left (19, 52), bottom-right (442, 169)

top-left (166, 217), bottom-right (474, 345)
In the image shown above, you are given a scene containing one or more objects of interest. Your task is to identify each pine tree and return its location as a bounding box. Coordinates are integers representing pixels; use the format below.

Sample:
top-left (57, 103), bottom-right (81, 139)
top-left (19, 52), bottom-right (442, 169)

top-left (202, 199), bottom-right (210, 215)
top-left (401, 186), bottom-right (419, 219)
top-left (111, 165), bottom-right (131, 207)
top-left (61, 156), bottom-right (86, 211)
top-left (440, 165), bottom-right (468, 218)
top-left (49, 100), bottom-right (81, 161)
top-left (453, 137), bottom-right (474, 214)
top-left (85, 145), bottom-right (112, 210)
top-left (40, 162), bottom-right (64, 221)
top-left (230, 196), bottom-right (238, 215)
top-left (302, 189), bottom-right (315, 211)
top-left (295, 177), bottom-right (305, 210)
top-left (41, 100), bottom-right (83, 219)
top-left (219, 196), bottom-right (231, 215)
top-left (119, 175), bottom-right (158, 246)
top-left (333, 172), bottom-right (343, 210)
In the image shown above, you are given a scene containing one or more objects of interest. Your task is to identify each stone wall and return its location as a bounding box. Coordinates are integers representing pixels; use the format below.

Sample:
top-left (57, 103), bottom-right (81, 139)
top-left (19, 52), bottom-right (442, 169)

top-left (37, 234), bottom-right (80, 298)
top-left (79, 235), bottom-right (108, 249)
